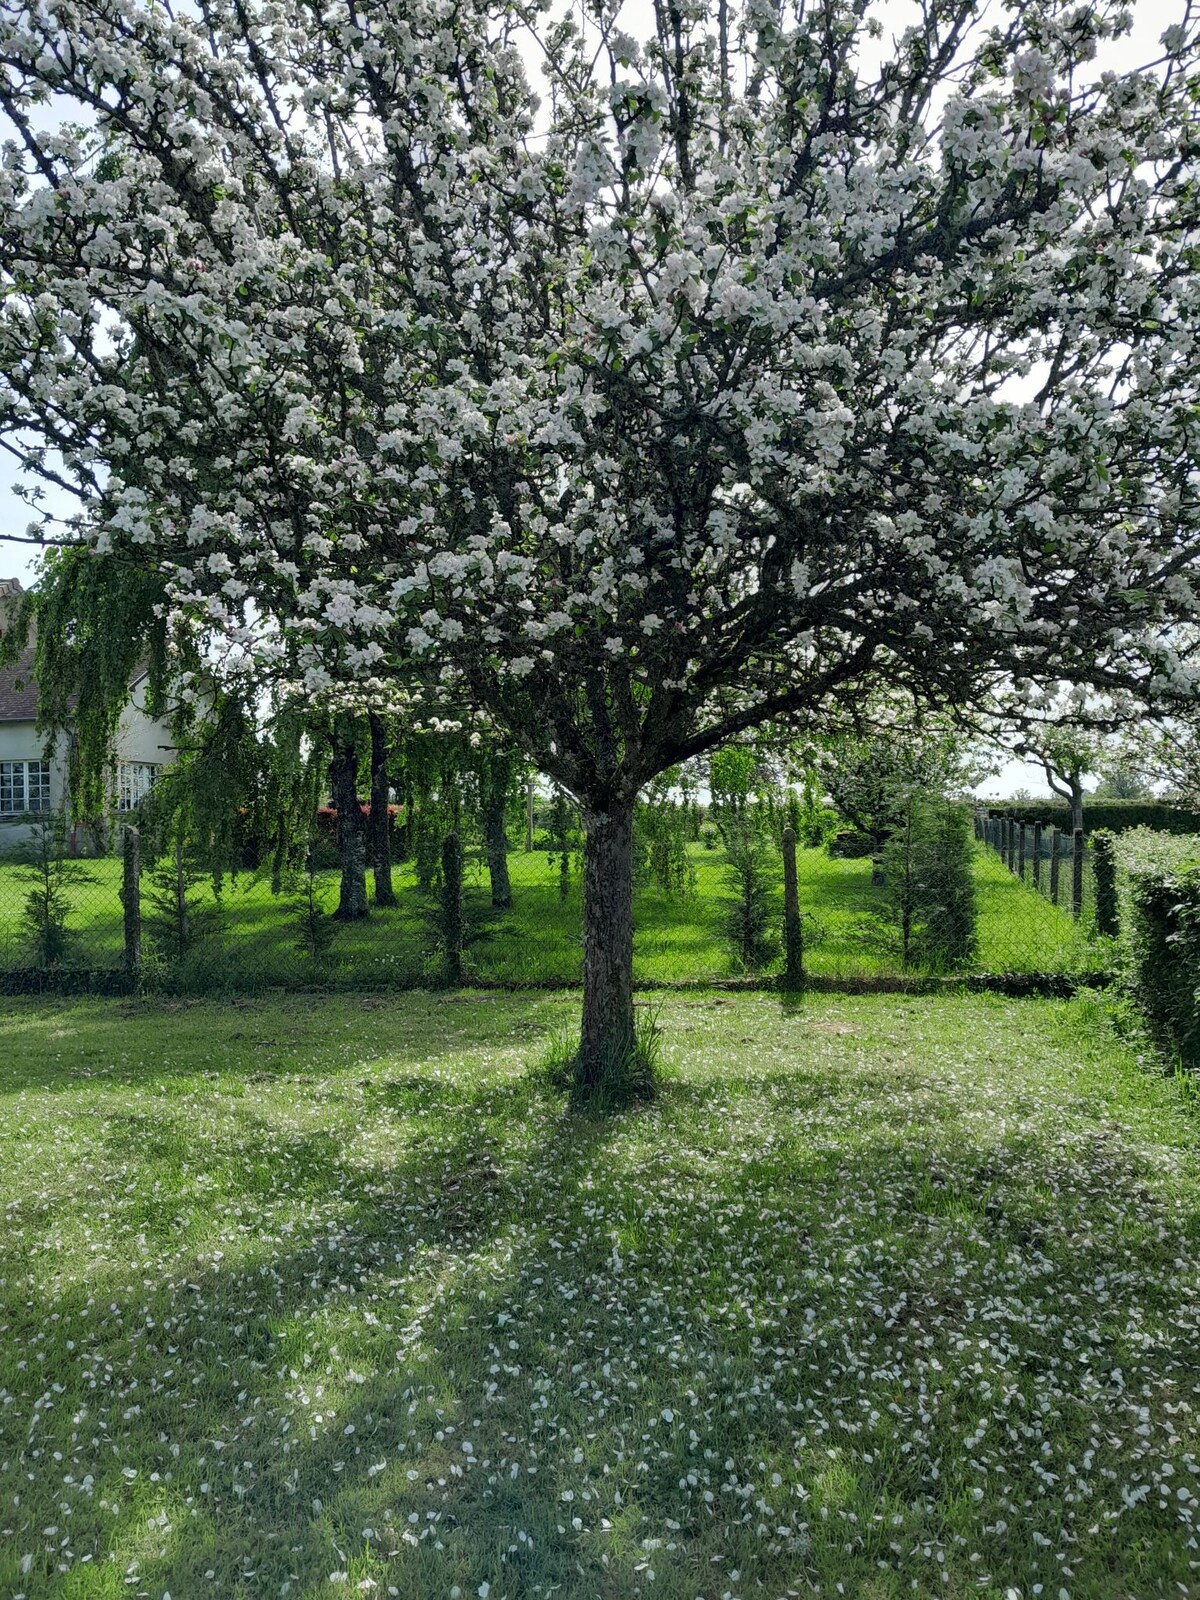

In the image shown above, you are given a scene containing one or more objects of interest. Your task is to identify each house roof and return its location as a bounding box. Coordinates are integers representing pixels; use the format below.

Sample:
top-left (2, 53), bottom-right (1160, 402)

top-left (0, 579), bottom-right (36, 723)
top-left (0, 646), bottom-right (38, 722)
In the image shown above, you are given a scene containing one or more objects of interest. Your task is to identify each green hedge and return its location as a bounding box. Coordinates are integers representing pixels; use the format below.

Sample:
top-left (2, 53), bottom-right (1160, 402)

top-left (1113, 828), bottom-right (1200, 1071)
top-left (984, 799), bottom-right (1200, 835)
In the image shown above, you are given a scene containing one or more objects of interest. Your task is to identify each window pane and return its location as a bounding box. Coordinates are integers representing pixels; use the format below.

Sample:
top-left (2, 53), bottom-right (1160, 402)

top-left (28, 762), bottom-right (50, 813)
top-left (0, 762), bottom-right (19, 814)
top-left (118, 762), bottom-right (159, 811)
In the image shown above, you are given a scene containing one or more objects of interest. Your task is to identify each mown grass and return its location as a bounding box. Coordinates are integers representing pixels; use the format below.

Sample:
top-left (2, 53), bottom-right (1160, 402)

top-left (0, 837), bottom-right (1106, 988)
top-left (2, 987), bottom-right (1199, 1598)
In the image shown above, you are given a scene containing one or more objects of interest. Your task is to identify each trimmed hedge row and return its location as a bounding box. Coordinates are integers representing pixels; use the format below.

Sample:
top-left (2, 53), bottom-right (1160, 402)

top-left (1113, 828), bottom-right (1200, 1071)
top-left (984, 799), bottom-right (1200, 835)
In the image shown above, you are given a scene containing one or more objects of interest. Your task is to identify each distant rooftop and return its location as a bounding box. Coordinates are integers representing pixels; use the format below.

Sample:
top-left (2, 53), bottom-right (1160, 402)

top-left (0, 578), bottom-right (35, 721)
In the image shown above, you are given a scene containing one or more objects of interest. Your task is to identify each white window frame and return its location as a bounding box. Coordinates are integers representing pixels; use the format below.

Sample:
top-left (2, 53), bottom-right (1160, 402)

top-left (0, 759), bottom-right (51, 815)
top-left (117, 761), bottom-right (160, 812)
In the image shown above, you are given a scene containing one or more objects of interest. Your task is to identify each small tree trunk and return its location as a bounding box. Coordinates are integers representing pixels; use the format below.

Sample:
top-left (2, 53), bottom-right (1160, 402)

top-left (440, 830), bottom-right (463, 985)
top-left (331, 729), bottom-right (369, 921)
top-left (368, 712), bottom-right (396, 907)
top-left (525, 774), bottom-right (535, 852)
top-left (175, 835), bottom-right (188, 951)
top-left (782, 825), bottom-right (802, 988)
top-left (1069, 776), bottom-right (1084, 838)
top-left (121, 824), bottom-right (141, 974)
top-left (579, 799), bottom-right (635, 1085)
top-left (484, 780), bottom-right (513, 909)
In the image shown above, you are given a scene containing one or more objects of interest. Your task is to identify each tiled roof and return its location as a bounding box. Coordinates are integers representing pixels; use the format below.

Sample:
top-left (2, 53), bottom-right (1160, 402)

top-left (0, 578), bottom-right (35, 721)
top-left (0, 646), bottom-right (37, 722)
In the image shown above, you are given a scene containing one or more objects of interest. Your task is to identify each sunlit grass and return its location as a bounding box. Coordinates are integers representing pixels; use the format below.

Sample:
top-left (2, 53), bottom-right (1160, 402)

top-left (1, 988), bottom-right (1199, 1597)
top-left (0, 837), bottom-right (1106, 987)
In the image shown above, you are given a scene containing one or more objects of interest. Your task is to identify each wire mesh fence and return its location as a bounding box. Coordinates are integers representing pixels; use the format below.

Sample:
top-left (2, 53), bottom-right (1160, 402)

top-left (0, 810), bottom-right (1116, 995)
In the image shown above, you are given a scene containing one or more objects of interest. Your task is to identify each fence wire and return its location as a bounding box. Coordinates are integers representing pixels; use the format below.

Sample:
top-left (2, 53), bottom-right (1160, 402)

top-left (0, 815), bottom-right (1114, 995)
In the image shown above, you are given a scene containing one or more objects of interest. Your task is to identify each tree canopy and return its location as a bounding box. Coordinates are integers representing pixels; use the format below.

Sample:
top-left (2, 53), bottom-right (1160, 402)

top-left (2, 0), bottom-right (1199, 1081)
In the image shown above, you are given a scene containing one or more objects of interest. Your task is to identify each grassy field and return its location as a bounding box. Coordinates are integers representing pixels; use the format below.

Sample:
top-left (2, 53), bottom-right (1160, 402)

top-left (0, 837), bottom-right (1105, 987)
top-left (2, 987), bottom-right (1199, 1598)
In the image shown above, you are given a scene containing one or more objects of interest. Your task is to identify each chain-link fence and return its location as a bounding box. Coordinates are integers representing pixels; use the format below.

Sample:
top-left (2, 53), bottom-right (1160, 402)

top-left (0, 814), bottom-right (1115, 995)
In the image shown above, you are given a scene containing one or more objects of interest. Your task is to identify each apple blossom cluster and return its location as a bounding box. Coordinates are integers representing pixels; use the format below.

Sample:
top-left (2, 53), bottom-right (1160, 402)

top-left (0, 0), bottom-right (1197, 809)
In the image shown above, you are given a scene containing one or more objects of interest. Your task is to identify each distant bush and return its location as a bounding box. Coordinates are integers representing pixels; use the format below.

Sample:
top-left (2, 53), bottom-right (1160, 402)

top-left (1113, 829), bottom-right (1200, 1070)
top-left (720, 816), bottom-right (779, 972)
top-left (985, 799), bottom-right (1200, 836)
top-left (883, 799), bottom-right (977, 970)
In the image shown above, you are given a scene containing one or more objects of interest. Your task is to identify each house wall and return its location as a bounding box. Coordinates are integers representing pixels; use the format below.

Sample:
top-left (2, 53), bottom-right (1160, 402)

top-left (0, 678), bottom-right (177, 855)
top-left (0, 725), bottom-right (70, 853)
top-left (115, 676), bottom-right (177, 766)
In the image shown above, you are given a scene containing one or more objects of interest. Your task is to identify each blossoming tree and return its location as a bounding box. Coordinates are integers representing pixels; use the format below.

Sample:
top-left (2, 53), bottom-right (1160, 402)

top-left (2, 0), bottom-right (1199, 1083)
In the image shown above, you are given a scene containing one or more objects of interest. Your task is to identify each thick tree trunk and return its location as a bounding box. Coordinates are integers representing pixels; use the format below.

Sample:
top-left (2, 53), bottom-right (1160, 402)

top-left (484, 782), bottom-right (513, 908)
top-left (579, 799), bottom-right (635, 1084)
top-left (330, 730), bottom-right (369, 921)
top-left (368, 712), bottom-right (397, 907)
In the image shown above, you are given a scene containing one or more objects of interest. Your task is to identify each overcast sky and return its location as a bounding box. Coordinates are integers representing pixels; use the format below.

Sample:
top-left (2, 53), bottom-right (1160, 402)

top-left (0, 1), bottom-right (1187, 796)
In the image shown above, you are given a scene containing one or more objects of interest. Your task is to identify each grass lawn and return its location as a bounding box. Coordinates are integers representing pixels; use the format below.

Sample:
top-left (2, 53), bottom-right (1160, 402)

top-left (0, 839), bottom-right (1105, 987)
top-left (1, 988), bottom-right (1198, 1597)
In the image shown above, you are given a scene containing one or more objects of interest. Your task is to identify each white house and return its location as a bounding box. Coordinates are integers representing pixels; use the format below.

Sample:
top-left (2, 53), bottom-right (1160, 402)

top-left (0, 578), bottom-right (177, 852)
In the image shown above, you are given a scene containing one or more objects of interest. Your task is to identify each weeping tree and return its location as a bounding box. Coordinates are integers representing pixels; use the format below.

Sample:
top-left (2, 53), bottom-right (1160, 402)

top-left (4, 1), bottom-right (1200, 1092)
top-left (327, 715), bottom-right (369, 920)
top-left (476, 743), bottom-right (518, 910)
top-left (367, 710), bottom-right (397, 907)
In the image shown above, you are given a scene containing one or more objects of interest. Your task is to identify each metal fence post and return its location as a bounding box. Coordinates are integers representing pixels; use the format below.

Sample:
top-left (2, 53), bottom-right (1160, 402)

top-left (782, 825), bottom-right (803, 989)
top-left (1050, 828), bottom-right (1060, 905)
top-left (1072, 828), bottom-right (1085, 920)
top-left (1032, 821), bottom-right (1043, 892)
top-left (121, 824), bottom-right (141, 975)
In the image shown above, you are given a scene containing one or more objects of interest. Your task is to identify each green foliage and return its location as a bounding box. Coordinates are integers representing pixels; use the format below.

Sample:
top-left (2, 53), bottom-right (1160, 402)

top-left (708, 745), bottom-right (758, 818)
top-left (18, 817), bottom-right (90, 967)
top-left (985, 799), bottom-right (1200, 835)
top-left (440, 831), bottom-right (464, 985)
top-left (146, 834), bottom-right (225, 964)
top-left (1091, 831), bottom-right (1119, 938)
top-left (821, 726), bottom-right (977, 853)
top-left (547, 788), bottom-right (578, 899)
top-left (14, 548), bottom-right (176, 823)
top-left (788, 774), bottom-right (837, 848)
top-left (288, 854), bottom-right (338, 966)
top-left (1113, 830), bottom-right (1200, 1070)
top-left (720, 815), bottom-right (779, 972)
top-left (636, 771), bottom-right (696, 900)
top-left (536, 1000), bottom-right (662, 1109)
top-left (883, 800), bottom-right (977, 971)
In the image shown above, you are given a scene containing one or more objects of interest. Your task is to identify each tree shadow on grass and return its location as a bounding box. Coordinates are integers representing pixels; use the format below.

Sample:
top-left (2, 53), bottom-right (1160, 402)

top-left (3, 1036), bottom-right (1199, 1599)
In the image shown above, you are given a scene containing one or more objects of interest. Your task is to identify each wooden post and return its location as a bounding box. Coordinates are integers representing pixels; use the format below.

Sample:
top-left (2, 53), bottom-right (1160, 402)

top-left (120, 824), bottom-right (141, 975)
top-left (782, 825), bottom-right (802, 989)
top-left (1072, 827), bottom-right (1084, 920)
top-left (1017, 821), bottom-right (1026, 880)
top-left (1032, 822), bottom-right (1043, 892)
top-left (1006, 818), bottom-right (1016, 873)
top-left (525, 774), bottom-right (535, 852)
top-left (1049, 828), bottom-right (1060, 905)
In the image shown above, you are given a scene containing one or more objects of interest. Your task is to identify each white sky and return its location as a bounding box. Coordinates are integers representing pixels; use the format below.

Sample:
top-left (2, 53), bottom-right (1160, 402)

top-left (0, 0), bottom-right (1187, 796)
